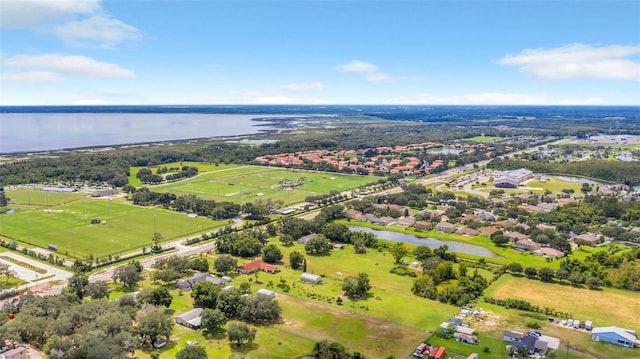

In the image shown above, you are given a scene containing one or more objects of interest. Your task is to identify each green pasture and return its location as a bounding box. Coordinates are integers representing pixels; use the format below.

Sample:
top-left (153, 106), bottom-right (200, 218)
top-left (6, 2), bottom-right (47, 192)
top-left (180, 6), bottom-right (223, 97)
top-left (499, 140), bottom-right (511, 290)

top-left (150, 165), bottom-right (378, 205)
top-left (461, 136), bottom-right (501, 143)
top-left (484, 274), bottom-right (640, 330)
top-left (128, 162), bottom-right (238, 187)
top-left (6, 188), bottom-right (87, 207)
top-left (0, 197), bottom-right (227, 259)
top-left (472, 177), bottom-right (584, 195)
top-left (236, 241), bottom-right (457, 331)
top-left (480, 274), bottom-right (640, 359)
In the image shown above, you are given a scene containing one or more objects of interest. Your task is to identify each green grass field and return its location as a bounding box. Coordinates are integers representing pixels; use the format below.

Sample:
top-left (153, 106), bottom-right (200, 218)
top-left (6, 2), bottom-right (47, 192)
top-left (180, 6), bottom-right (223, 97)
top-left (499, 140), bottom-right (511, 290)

top-left (1, 195), bottom-right (227, 259)
top-left (149, 165), bottom-right (378, 205)
top-left (461, 136), bottom-right (501, 143)
top-left (6, 188), bottom-right (87, 207)
top-left (476, 274), bottom-right (640, 359)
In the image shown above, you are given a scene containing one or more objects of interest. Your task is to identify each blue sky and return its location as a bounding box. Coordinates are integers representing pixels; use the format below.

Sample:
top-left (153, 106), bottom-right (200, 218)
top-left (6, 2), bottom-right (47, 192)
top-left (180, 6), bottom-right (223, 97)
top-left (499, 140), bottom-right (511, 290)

top-left (1, 0), bottom-right (639, 105)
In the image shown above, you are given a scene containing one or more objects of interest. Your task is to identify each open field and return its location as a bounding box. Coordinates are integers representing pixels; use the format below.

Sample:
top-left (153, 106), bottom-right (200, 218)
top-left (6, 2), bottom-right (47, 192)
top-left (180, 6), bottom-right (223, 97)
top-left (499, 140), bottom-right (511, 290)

top-left (6, 188), bottom-right (88, 207)
top-left (474, 177), bottom-right (584, 195)
top-left (1, 196), bottom-right (227, 259)
top-left (484, 274), bottom-right (640, 330)
top-left (150, 165), bottom-right (379, 205)
top-left (128, 162), bottom-right (238, 187)
top-left (462, 136), bottom-right (501, 143)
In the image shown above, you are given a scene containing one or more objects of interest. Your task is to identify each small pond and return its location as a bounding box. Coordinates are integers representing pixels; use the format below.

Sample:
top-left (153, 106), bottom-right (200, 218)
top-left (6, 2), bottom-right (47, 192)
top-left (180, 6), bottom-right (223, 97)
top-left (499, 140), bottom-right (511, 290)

top-left (348, 226), bottom-right (500, 258)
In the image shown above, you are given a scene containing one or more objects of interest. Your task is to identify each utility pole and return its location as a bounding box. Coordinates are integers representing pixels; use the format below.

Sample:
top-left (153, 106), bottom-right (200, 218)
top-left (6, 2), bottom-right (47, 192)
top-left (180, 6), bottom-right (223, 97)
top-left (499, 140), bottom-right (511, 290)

top-left (153, 213), bottom-right (157, 234)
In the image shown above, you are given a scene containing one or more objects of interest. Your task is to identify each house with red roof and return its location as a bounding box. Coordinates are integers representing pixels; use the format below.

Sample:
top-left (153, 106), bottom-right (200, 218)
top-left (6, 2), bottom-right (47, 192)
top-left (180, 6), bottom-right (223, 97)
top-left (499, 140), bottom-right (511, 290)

top-left (237, 259), bottom-right (279, 274)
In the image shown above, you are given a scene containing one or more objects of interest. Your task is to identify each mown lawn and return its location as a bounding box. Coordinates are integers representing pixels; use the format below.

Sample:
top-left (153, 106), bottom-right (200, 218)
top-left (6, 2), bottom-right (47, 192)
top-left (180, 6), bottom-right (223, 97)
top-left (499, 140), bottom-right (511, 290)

top-left (484, 274), bottom-right (640, 330)
top-left (1, 197), bottom-right (227, 259)
top-left (149, 165), bottom-right (378, 205)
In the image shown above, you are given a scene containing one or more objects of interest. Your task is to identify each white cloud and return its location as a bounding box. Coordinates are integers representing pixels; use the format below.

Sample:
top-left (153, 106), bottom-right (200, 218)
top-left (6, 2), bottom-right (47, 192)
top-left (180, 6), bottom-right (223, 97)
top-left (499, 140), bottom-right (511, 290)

top-left (281, 82), bottom-right (324, 92)
top-left (2, 70), bottom-right (62, 83)
top-left (0, 0), bottom-right (140, 47)
top-left (53, 14), bottom-right (141, 48)
top-left (0, 0), bottom-right (100, 28)
top-left (386, 92), bottom-right (604, 105)
top-left (5, 54), bottom-right (135, 78)
top-left (335, 60), bottom-right (420, 83)
top-left (335, 60), bottom-right (378, 73)
top-left (498, 43), bottom-right (640, 81)
top-left (365, 73), bottom-right (389, 83)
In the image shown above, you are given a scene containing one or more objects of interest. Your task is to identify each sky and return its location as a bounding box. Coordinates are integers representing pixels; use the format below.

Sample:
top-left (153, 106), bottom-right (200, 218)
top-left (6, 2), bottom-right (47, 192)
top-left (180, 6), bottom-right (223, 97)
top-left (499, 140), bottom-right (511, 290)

top-left (1, 0), bottom-right (639, 106)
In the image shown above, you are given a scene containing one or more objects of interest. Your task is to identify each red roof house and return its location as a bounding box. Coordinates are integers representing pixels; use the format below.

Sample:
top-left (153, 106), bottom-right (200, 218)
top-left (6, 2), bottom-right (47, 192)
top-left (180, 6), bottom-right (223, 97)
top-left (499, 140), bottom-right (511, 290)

top-left (237, 259), bottom-right (279, 274)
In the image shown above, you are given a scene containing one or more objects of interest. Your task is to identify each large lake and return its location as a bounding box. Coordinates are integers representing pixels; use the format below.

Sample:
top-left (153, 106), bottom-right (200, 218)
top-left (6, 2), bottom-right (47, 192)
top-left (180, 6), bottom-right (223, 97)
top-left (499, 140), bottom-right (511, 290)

top-left (0, 113), bottom-right (284, 153)
top-left (348, 226), bottom-right (500, 258)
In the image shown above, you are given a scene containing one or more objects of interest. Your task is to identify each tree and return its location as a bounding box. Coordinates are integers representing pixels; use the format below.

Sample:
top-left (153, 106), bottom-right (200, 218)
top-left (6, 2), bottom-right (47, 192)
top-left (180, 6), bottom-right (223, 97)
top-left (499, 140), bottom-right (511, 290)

top-left (413, 246), bottom-right (433, 262)
top-left (490, 231), bottom-right (509, 245)
top-left (200, 308), bottom-right (227, 334)
top-left (112, 263), bottom-right (142, 290)
top-left (506, 262), bottom-right (523, 274)
top-left (137, 308), bottom-right (174, 345)
top-left (66, 272), bottom-right (89, 299)
top-left (390, 242), bottom-right (410, 264)
top-left (216, 288), bottom-right (243, 317)
top-left (289, 251), bottom-right (304, 270)
top-left (342, 272), bottom-right (371, 298)
top-left (311, 340), bottom-right (350, 359)
top-left (0, 263), bottom-right (16, 284)
top-left (214, 255), bottom-right (237, 274)
top-left (239, 295), bottom-right (281, 324)
top-left (321, 222), bottom-right (351, 243)
top-left (151, 232), bottom-right (163, 253)
top-left (190, 257), bottom-right (209, 272)
top-left (148, 286), bottom-right (173, 308)
top-left (85, 281), bottom-right (110, 299)
top-left (538, 267), bottom-right (555, 282)
top-left (227, 321), bottom-right (256, 346)
top-left (569, 271), bottom-right (585, 286)
top-left (191, 281), bottom-right (221, 308)
top-left (305, 234), bottom-right (332, 255)
top-left (524, 267), bottom-right (538, 279)
top-left (176, 346), bottom-right (208, 359)
top-left (261, 244), bottom-right (283, 264)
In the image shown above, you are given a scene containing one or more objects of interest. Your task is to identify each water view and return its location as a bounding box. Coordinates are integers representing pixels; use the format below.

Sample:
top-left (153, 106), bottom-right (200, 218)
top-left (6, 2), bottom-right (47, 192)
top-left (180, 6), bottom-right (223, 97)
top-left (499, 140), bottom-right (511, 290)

top-left (0, 113), bottom-right (284, 153)
top-left (348, 226), bottom-right (500, 258)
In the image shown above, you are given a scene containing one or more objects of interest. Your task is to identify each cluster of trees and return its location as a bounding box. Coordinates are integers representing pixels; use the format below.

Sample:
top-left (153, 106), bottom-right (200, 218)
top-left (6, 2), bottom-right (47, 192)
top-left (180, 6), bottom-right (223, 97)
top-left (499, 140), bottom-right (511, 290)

top-left (131, 190), bottom-right (242, 219)
top-left (216, 231), bottom-right (268, 258)
top-left (112, 261), bottom-right (144, 290)
top-left (150, 255), bottom-right (209, 284)
top-left (504, 262), bottom-right (603, 289)
top-left (0, 291), bottom-right (175, 358)
top-left (410, 246), bottom-right (489, 306)
top-left (190, 282), bottom-right (281, 324)
top-left (483, 297), bottom-right (573, 319)
top-left (310, 340), bottom-right (371, 359)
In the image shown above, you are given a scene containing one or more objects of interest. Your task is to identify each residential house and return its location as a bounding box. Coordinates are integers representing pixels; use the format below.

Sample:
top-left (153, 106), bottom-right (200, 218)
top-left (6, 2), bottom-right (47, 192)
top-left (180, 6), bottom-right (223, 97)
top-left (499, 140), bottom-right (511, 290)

top-left (176, 308), bottom-right (203, 329)
top-left (503, 330), bottom-right (524, 342)
top-left (436, 222), bottom-right (457, 233)
top-left (591, 326), bottom-right (638, 348)
top-left (454, 332), bottom-right (478, 344)
top-left (534, 247), bottom-right (565, 259)
top-left (462, 214), bottom-right (480, 223)
top-left (344, 209), bottom-right (363, 220)
top-left (415, 221), bottom-right (432, 230)
top-left (371, 216), bottom-right (395, 226)
top-left (505, 231), bottom-right (529, 242)
top-left (574, 233), bottom-right (600, 246)
top-left (504, 330), bottom-right (548, 356)
top-left (456, 227), bottom-right (479, 236)
top-left (175, 272), bottom-right (229, 290)
top-left (396, 216), bottom-right (416, 227)
top-left (237, 259), bottom-right (280, 274)
top-left (515, 239), bottom-right (541, 252)
top-left (480, 227), bottom-right (499, 237)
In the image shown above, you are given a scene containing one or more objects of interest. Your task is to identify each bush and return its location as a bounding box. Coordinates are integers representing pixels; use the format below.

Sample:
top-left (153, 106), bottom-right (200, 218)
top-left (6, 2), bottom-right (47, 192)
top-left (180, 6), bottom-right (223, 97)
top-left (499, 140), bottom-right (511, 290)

top-left (527, 321), bottom-right (541, 329)
top-left (390, 265), bottom-right (417, 277)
